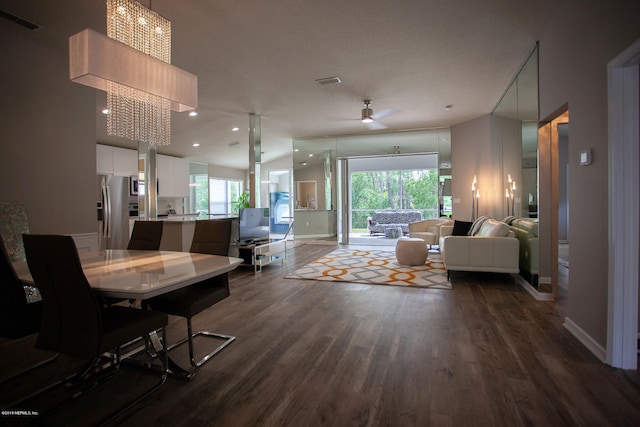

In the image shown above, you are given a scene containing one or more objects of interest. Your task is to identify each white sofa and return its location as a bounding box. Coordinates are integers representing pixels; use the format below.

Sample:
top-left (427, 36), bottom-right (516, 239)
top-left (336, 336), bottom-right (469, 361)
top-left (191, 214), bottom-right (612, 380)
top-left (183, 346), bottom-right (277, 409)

top-left (507, 218), bottom-right (539, 278)
top-left (409, 218), bottom-right (453, 248)
top-left (439, 218), bottom-right (519, 278)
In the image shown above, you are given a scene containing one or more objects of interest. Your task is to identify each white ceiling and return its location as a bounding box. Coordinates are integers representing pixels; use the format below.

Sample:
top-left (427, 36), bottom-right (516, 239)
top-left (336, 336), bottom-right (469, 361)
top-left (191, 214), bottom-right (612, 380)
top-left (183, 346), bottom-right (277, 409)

top-left (1, 0), bottom-right (553, 170)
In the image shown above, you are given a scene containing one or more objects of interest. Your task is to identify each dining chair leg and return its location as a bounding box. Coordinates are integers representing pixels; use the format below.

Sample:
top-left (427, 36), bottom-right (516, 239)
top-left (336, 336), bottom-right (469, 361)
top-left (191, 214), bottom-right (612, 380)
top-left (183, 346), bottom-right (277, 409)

top-left (166, 318), bottom-right (236, 368)
top-left (104, 327), bottom-right (169, 426)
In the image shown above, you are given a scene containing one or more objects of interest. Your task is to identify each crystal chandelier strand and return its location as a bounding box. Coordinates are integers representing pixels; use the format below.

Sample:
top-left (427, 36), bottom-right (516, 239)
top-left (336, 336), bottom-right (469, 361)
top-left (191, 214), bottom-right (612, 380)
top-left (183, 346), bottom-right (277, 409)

top-left (105, 0), bottom-right (173, 145)
top-left (106, 81), bottom-right (171, 146)
top-left (107, 0), bottom-right (171, 63)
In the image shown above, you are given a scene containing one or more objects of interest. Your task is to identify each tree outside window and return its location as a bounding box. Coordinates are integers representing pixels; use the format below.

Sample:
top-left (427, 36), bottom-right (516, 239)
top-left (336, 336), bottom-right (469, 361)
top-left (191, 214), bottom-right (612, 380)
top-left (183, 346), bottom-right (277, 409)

top-left (209, 178), bottom-right (243, 215)
top-left (189, 174), bottom-right (209, 218)
top-left (351, 169), bottom-right (439, 232)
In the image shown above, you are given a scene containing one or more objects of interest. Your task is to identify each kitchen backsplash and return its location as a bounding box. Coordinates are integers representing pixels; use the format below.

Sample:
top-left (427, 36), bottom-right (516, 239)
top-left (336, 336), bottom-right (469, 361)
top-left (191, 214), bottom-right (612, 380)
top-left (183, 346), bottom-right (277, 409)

top-left (157, 198), bottom-right (185, 215)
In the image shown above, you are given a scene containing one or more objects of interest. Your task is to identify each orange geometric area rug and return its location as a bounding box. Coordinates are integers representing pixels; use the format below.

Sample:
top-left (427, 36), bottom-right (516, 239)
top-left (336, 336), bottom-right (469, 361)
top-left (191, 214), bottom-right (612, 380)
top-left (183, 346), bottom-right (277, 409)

top-left (284, 248), bottom-right (451, 290)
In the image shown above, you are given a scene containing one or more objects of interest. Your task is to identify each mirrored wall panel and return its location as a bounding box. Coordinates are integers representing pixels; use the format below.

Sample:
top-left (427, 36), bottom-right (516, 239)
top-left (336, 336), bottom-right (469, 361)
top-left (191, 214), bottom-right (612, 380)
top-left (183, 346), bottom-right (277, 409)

top-left (293, 128), bottom-right (451, 242)
top-left (492, 44), bottom-right (541, 290)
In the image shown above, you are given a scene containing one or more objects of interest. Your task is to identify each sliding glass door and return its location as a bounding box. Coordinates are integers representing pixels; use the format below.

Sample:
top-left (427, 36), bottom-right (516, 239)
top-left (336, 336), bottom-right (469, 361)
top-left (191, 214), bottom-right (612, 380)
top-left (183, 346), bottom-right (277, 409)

top-left (342, 153), bottom-right (439, 244)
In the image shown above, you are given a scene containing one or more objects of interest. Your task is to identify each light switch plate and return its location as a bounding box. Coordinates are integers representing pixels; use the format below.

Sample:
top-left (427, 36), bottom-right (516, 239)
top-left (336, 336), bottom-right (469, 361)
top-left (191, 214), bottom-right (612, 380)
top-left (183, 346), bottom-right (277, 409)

top-left (580, 149), bottom-right (592, 166)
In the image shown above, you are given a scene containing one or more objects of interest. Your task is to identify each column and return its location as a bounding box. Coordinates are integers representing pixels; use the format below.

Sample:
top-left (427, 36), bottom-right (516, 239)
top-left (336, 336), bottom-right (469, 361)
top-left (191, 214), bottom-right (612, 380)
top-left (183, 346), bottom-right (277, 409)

top-left (138, 141), bottom-right (158, 220)
top-left (249, 113), bottom-right (261, 208)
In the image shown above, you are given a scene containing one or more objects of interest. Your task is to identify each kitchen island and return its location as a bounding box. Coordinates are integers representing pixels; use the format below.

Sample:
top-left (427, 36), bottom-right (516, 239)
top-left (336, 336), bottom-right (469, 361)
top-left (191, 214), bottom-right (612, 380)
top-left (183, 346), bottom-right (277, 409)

top-left (157, 215), bottom-right (239, 253)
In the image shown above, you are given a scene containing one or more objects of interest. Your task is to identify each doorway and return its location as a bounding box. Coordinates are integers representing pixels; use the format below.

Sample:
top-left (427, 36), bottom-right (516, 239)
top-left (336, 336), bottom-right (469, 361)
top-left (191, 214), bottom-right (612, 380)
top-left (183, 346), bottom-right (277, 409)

top-left (338, 153), bottom-right (440, 246)
top-left (607, 38), bottom-right (639, 369)
top-left (557, 123), bottom-right (570, 289)
top-left (538, 111), bottom-right (569, 297)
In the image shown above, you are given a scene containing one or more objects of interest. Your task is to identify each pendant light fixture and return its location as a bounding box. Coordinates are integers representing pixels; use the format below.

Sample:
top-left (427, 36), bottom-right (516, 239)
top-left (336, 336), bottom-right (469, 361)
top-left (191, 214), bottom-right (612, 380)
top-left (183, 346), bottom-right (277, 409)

top-left (69, 0), bottom-right (197, 146)
top-left (361, 99), bottom-right (374, 123)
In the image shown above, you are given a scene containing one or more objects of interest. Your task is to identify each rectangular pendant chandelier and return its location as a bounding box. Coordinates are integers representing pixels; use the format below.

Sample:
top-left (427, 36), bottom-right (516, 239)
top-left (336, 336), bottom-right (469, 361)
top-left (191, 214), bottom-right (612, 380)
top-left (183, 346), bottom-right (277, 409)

top-left (69, 0), bottom-right (197, 146)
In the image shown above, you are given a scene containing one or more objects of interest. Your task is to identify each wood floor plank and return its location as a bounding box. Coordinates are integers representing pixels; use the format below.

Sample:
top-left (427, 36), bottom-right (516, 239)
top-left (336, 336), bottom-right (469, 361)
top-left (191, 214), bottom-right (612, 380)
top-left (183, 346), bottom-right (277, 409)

top-left (1, 243), bottom-right (639, 426)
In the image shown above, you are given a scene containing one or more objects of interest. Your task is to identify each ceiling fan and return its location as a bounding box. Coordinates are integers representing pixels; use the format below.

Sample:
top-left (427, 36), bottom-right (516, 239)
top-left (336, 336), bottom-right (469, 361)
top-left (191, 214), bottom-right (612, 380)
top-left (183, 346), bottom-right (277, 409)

top-left (359, 99), bottom-right (399, 130)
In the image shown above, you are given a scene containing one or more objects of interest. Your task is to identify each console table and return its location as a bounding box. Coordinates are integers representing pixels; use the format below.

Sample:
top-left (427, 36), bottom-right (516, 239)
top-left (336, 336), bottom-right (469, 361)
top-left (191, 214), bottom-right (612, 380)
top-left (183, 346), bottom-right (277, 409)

top-left (237, 240), bottom-right (287, 272)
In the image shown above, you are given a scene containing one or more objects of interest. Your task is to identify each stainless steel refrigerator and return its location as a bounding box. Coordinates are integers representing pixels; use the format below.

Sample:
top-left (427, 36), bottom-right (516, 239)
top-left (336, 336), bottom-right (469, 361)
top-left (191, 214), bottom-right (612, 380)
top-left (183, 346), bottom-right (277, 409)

top-left (97, 175), bottom-right (132, 250)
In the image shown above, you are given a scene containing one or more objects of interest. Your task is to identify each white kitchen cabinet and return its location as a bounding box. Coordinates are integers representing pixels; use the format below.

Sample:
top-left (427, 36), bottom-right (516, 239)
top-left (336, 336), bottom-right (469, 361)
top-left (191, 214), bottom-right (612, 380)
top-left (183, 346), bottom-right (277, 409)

top-left (173, 157), bottom-right (189, 197)
top-left (113, 147), bottom-right (137, 177)
top-left (157, 154), bottom-right (175, 197)
top-left (157, 154), bottom-right (189, 198)
top-left (99, 146), bottom-right (188, 197)
top-left (97, 144), bottom-right (138, 177)
top-left (96, 144), bottom-right (114, 175)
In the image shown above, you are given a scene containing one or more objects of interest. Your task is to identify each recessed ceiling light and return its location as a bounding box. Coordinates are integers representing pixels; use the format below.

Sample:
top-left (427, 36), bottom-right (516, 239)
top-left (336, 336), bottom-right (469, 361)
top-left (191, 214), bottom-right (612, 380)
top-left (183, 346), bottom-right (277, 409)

top-left (188, 111), bottom-right (198, 117)
top-left (232, 127), bottom-right (239, 132)
top-left (102, 108), bottom-right (110, 114)
top-left (294, 148), bottom-right (299, 152)
top-left (309, 154), bottom-right (314, 157)
top-left (192, 142), bottom-right (200, 147)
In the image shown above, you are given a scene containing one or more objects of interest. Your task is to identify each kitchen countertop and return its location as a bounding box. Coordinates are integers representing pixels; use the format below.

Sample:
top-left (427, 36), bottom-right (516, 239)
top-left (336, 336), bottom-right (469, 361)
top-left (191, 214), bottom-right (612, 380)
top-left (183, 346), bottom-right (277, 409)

top-left (163, 215), bottom-right (200, 222)
top-left (137, 215), bottom-right (239, 223)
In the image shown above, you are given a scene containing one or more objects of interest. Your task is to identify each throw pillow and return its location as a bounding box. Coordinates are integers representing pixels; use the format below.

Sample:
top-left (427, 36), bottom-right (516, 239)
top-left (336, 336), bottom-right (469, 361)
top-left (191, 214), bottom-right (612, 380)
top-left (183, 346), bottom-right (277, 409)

top-left (468, 216), bottom-right (490, 236)
top-left (477, 219), bottom-right (510, 237)
top-left (502, 215), bottom-right (518, 225)
top-left (451, 220), bottom-right (473, 236)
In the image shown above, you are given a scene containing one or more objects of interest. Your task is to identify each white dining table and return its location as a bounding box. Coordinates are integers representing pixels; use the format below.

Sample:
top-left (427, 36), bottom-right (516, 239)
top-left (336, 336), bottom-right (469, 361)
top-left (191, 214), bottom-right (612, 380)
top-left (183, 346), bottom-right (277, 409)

top-left (14, 249), bottom-right (243, 379)
top-left (14, 249), bottom-right (243, 300)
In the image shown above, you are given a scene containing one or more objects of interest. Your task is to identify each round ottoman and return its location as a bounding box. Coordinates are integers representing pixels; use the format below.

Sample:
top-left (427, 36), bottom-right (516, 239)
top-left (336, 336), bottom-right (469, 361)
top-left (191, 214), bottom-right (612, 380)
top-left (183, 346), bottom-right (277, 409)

top-left (395, 238), bottom-right (428, 266)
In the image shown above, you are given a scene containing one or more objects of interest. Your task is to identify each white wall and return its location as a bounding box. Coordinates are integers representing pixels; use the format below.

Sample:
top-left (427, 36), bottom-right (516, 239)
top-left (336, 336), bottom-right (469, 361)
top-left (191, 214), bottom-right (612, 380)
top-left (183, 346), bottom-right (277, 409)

top-left (208, 164), bottom-right (246, 182)
top-left (538, 0), bottom-right (640, 348)
top-left (0, 22), bottom-right (96, 235)
top-left (450, 116), bottom-right (498, 221)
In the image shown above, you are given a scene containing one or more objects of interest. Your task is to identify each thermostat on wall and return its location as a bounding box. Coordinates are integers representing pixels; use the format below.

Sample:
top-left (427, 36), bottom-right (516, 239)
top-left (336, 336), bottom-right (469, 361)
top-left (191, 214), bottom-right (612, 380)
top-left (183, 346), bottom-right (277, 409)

top-left (580, 149), bottom-right (592, 166)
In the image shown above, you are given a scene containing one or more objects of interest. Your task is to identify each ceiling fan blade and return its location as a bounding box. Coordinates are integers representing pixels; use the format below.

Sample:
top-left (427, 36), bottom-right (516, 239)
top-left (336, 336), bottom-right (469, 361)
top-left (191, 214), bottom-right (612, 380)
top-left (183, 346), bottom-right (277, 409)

top-left (367, 120), bottom-right (388, 130)
top-left (371, 108), bottom-right (399, 120)
top-left (327, 117), bottom-right (361, 122)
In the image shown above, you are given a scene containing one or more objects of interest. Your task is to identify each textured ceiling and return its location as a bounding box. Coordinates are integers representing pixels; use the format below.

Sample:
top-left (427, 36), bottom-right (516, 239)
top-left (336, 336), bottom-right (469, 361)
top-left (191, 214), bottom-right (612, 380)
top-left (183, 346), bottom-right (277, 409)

top-left (1, 0), bottom-right (554, 169)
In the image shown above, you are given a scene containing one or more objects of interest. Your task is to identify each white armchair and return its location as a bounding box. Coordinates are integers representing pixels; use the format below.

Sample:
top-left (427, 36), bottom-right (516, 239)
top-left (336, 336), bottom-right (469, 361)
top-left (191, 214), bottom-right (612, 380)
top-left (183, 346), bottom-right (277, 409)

top-left (409, 218), bottom-right (453, 248)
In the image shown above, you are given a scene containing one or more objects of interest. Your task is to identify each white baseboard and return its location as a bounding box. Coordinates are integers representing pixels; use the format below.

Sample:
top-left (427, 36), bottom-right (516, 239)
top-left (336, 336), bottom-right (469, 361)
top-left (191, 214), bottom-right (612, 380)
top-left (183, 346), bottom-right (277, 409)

top-left (563, 316), bottom-right (607, 362)
top-left (70, 232), bottom-right (98, 253)
top-left (517, 276), bottom-right (555, 301)
top-left (539, 276), bottom-right (552, 284)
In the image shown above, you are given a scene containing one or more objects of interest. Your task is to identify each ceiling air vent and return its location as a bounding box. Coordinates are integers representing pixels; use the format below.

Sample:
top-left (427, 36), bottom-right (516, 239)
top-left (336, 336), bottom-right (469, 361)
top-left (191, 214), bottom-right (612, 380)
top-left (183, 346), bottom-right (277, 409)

top-left (315, 76), bottom-right (342, 86)
top-left (0, 9), bottom-right (40, 30)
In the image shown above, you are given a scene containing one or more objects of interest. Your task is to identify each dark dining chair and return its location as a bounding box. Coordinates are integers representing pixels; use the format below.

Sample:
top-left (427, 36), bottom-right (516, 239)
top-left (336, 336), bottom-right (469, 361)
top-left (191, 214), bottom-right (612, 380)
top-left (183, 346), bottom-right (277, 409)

top-left (127, 220), bottom-right (164, 250)
top-left (143, 219), bottom-right (235, 368)
top-left (22, 234), bottom-right (169, 424)
top-left (0, 235), bottom-right (42, 339)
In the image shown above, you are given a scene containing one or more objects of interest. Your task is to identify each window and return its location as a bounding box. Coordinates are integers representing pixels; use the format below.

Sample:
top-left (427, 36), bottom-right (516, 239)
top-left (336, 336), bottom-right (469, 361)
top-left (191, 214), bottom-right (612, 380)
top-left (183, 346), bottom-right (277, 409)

top-left (351, 169), bottom-right (439, 231)
top-left (439, 176), bottom-right (452, 217)
top-left (209, 178), bottom-right (243, 214)
top-left (189, 174), bottom-right (209, 218)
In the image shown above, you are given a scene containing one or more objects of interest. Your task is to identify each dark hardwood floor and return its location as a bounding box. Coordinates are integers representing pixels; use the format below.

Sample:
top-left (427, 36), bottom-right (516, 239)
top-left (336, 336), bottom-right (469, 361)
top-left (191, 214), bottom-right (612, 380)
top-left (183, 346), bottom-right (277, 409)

top-left (1, 243), bottom-right (639, 426)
